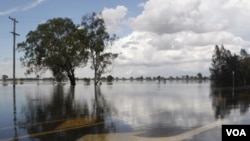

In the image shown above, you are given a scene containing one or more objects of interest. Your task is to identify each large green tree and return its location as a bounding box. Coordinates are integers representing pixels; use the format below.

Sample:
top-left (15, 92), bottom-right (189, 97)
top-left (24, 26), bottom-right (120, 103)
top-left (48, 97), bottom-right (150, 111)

top-left (81, 13), bottom-right (118, 87)
top-left (18, 18), bottom-right (88, 86)
top-left (210, 45), bottom-right (241, 86)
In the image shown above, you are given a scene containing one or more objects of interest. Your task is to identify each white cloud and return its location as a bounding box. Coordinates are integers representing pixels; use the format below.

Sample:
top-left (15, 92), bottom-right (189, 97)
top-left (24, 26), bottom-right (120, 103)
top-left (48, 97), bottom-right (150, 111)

top-left (129, 0), bottom-right (224, 34)
top-left (0, 0), bottom-right (46, 16)
top-left (110, 29), bottom-right (250, 77)
top-left (0, 7), bottom-right (19, 16)
top-left (22, 0), bottom-right (46, 11)
top-left (101, 5), bottom-right (128, 33)
top-left (149, 31), bottom-right (249, 51)
top-left (128, 0), bottom-right (250, 35)
top-left (105, 0), bottom-right (250, 77)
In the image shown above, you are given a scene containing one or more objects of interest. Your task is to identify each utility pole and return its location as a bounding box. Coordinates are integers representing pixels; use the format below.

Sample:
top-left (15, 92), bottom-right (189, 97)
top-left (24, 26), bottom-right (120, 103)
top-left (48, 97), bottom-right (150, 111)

top-left (9, 16), bottom-right (20, 87)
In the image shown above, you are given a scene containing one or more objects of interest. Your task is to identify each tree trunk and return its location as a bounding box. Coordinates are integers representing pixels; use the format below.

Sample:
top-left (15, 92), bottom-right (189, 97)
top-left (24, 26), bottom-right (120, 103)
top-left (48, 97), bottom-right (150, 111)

top-left (69, 76), bottom-right (76, 86)
top-left (94, 68), bottom-right (99, 87)
top-left (67, 70), bottom-right (76, 86)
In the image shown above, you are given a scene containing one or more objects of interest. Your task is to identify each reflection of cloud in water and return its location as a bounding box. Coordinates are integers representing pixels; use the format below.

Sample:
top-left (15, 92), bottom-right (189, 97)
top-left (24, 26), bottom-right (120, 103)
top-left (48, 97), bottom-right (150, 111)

top-left (104, 81), bottom-right (215, 131)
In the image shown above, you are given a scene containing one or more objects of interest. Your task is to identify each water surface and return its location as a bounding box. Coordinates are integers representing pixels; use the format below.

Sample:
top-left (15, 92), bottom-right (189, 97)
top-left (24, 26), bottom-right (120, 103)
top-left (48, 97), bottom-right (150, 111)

top-left (0, 80), bottom-right (250, 141)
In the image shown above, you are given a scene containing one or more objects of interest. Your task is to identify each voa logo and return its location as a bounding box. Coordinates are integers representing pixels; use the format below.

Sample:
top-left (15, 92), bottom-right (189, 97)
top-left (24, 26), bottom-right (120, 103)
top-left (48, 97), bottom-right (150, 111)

top-left (226, 129), bottom-right (246, 136)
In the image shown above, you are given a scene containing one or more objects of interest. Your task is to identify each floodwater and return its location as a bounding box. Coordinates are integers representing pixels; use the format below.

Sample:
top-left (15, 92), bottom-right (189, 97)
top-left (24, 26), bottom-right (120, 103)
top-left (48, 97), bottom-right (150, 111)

top-left (0, 80), bottom-right (250, 141)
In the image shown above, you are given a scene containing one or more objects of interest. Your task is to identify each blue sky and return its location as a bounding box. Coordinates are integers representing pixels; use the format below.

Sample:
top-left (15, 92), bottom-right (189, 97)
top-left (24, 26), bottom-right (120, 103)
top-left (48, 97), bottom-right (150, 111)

top-left (1, 0), bottom-right (250, 79)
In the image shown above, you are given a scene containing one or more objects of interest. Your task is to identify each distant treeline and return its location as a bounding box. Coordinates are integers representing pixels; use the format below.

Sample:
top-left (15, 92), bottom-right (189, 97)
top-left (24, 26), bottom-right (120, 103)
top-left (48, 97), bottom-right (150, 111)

top-left (1, 74), bottom-right (209, 82)
top-left (210, 45), bottom-right (250, 86)
top-left (114, 74), bottom-right (209, 81)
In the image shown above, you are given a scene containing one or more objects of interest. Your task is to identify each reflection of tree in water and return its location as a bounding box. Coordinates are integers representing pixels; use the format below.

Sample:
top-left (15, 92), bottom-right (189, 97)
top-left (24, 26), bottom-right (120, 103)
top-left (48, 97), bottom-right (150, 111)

top-left (92, 86), bottom-right (117, 133)
top-left (210, 86), bottom-right (250, 119)
top-left (19, 84), bottom-right (116, 141)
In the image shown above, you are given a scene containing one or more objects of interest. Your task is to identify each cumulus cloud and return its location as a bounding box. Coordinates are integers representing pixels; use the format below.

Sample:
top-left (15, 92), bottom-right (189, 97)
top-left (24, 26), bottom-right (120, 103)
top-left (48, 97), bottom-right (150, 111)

top-left (149, 31), bottom-right (249, 51)
top-left (101, 5), bottom-right (128, 33)
top-left (111, 29), bottom-right (250, 77)
top-left (129, 0), bottom-right (250, 35)
top-left (106, 0), bottom-right (250, 77)
top-left (113, 31), bottom-right (248, 65)
top-left (129, 0), bottom-right (223, 34)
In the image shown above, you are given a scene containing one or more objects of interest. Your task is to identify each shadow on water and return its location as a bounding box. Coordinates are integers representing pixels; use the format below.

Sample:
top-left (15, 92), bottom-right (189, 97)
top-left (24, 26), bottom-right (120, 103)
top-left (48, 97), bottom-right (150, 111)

top-left (17, 84), bottom-right (119, 141)
top-left (210, 86), bottom-right (250, 119)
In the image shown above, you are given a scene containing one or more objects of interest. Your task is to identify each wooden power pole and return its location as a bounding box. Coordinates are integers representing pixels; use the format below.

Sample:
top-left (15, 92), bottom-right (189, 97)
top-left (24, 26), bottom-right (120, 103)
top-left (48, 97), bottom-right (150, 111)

top-left (9, 16), bottom-right (19, 87)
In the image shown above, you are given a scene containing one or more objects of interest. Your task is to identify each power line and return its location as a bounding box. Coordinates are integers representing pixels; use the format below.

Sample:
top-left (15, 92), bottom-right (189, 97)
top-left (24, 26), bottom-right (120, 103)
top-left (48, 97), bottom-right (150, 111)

top-left (9, 16), bottom-right (20, 87)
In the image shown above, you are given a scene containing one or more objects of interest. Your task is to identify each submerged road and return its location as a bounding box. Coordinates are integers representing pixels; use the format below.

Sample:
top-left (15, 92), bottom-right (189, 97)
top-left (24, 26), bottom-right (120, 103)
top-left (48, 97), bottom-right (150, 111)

top-left (77, 119), bottom-right (228, 141)
top-left (0, 118), bottom-right (228, 141)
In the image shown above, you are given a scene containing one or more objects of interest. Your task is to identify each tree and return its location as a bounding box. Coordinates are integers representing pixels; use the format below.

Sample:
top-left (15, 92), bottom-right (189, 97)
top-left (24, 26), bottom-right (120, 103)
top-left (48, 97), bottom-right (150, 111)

top-left (81, 13), bottom-right (118, 87)
top-left (2, 75), bottom-right (8, 81)
top-left (106, 75), bottom-right (114, 82)
top-left (197, 73), bottom-right (203, 80)
top-left (240, 49), bottom-right (250, 85)
top-left (157, 76), bottom-right (161, 81)
top-left (130, 77), bottom-right (134, 81)
top-left (210, 45), bottom-right (241, 86)
top-left (136, 76), bottom-right (144, 81)
top-left (240, 48), bottom-right (249, 58)
top-left (17, 18), bottom-right (88, 86)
